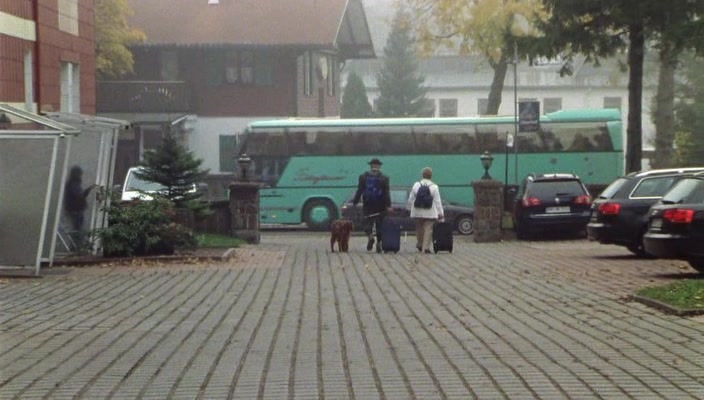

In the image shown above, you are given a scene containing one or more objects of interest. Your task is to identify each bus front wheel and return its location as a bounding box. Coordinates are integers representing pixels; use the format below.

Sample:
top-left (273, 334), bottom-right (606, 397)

top-left (303, 199), bottom-right (338, 231)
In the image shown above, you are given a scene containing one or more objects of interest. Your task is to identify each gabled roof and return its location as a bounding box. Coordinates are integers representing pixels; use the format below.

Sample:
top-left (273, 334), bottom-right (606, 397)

top-left (128, 0), bottom-right (375, 58)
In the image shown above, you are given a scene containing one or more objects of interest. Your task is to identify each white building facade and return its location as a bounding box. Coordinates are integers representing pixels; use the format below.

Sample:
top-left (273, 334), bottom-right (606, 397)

top-left (343, 55), bottom-right (656, 157)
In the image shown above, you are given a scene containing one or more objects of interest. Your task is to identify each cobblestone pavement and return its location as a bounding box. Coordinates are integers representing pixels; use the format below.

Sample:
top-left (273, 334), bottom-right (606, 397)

top-left (1, 233), bottom-right (704, 399)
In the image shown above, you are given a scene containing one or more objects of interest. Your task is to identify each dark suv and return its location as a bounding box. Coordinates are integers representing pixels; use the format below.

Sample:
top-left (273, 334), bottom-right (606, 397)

top-left (587, 167), bottom-right (704, 256)
top-left (512, 173), bottom-right (592, 239)
top-left (643, 172), bottom-right (704, 273)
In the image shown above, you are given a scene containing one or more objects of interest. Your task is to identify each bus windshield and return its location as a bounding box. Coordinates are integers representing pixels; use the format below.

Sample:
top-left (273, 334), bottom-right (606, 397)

top-left (239, 109), bottom-right (623, 229)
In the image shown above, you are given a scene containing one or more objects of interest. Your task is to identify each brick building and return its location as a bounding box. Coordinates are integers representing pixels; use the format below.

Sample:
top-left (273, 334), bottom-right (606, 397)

top-left (97, 0), bottom-right (375, 178)
top-left (0, 0), bottom-right (96, 114)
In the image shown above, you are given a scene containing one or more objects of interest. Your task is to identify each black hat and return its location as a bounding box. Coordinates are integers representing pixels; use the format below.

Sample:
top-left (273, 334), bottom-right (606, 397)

top-left (368, 158), bottom-right (382, 165)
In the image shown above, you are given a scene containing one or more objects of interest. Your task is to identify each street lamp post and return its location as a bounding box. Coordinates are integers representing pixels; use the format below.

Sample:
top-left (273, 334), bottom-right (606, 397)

top-left (238, 153), bottom-right (252, 181)
top-left (480, 150), bottom-right (494, 180)
top-left (512, 41), bottom-right (519, 185)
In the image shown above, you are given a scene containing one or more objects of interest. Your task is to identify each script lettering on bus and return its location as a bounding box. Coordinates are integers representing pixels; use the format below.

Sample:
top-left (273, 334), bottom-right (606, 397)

top-left (294, 175), bottom-right (346, 185)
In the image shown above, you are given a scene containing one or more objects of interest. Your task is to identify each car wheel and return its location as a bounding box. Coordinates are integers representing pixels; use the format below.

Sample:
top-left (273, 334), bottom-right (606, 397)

top-left (627, 232), bottom-right (654, 258)
top-left (303, 199), bottom-right (337, 231)
top-left (688, 257), bottom-right (704, 273)
top-left (455, 214), bottom-right (474, 235)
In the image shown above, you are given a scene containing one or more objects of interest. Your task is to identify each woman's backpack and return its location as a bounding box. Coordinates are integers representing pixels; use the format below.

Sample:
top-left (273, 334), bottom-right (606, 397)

top-left (414, 183), bottom-right (433, 209)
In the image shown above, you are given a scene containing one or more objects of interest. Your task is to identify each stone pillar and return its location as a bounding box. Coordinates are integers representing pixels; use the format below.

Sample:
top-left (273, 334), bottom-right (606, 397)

top-left (229, 182), bottom-right (261, 244)
top-left (471, 179), bottom-right (503, 243)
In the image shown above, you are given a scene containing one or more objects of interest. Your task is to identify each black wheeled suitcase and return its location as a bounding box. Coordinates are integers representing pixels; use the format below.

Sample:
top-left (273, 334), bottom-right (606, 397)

top-left (432, 222), bottom-right (454, 253)
top-left (381, 217), bottom-right (402, 253)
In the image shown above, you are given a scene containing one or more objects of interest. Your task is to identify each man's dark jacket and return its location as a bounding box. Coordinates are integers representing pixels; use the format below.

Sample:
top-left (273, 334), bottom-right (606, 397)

top-left (352, 171), bottom-right (391, 215)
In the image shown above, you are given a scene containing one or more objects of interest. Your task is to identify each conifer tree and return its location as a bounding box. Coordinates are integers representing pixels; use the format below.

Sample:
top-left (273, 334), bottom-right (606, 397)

top-left (375, 8), bottom-right (429, 118)
top-left (136, 132), bottom-right (209, 208)
top-left (341, 71), bottom-right (373, 118)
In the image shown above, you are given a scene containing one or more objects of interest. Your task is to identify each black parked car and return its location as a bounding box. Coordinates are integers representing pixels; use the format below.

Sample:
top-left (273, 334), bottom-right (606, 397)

top-left (340, 187), bottom-right (475, 235)
top-left (587, 167), bottom-right (704, 256)
top-left (511, 173), bottom-right (592, 239)
top-left (643, 173), bottom-right (704, 273)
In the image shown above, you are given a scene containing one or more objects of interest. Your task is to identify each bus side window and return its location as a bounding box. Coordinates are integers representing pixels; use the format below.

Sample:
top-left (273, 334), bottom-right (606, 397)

top-left (288, 131), bottom-right (307, 155)
top-left (538, 129), bottom-right (563, 151)
top-left (476, 132), bottom-right (503, 153)
top-left (594, 128), bottom-right (613, 151)
top-left (459, 132), bottom-right (476, 153)
top-left (350, 131), bottom-right (368, 154)
top-left (567, 133), bottom-right (596, 151)
top-left (517, 135), bottom-right (538, 153)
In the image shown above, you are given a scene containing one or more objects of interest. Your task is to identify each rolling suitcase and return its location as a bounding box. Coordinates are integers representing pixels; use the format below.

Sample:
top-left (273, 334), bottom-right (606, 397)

top-left (432, 222), bottom-right (454, 253)
top-left (380, 217), bottom-right (402, 253)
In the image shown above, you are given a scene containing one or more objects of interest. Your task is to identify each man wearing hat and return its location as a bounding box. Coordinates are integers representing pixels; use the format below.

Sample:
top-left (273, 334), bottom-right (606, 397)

top-left (352, 158), bottom-right (392, 252)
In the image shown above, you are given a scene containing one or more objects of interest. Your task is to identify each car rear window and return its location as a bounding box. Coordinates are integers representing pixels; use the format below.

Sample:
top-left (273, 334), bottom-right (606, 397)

top-left (598, 177), bottom-right (629, 199)
top-left (125, 172), bottom-right (165, 192)
top-left (528, 180), bottom-right (585, 197)
top-left (631, 176), bottom-right (676, 198)
top-left (661, 178), bottom-right (704, 204)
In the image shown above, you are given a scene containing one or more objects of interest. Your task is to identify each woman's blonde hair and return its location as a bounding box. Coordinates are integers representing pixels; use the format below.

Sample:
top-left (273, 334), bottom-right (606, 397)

top-left (421, 167), bottom-right (432, 179)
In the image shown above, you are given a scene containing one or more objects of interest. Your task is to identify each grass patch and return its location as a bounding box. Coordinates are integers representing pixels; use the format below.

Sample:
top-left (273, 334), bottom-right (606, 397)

top-left (196, 233), bottom-right (244, 248)
top-left (636, 280), bottom-right (704, 310)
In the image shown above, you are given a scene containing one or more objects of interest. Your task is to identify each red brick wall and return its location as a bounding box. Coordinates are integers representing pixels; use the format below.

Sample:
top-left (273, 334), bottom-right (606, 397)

top-left (130, 48), bottom-right (300, 117)
top-left (121, 47), bottom-right (343, 118)
top-left (0, 0), bottom-right (33, 18)
top-left (189, 49), bottom-right (298, 117)
top-left (0, 36), bottom-right (33, 103)
top-left (295, 55), bottom-right (340, 117)
top-left (0, 1), bottom-right (35, 103)
top-left (35, 0), bottom-right (96, 114)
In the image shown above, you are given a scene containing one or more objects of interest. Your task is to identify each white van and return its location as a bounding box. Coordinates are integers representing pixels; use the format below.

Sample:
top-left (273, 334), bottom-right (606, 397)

top-left (120, 167), bottom-right (166, 201)
top-left (120, 167), bottom-right (203, 202)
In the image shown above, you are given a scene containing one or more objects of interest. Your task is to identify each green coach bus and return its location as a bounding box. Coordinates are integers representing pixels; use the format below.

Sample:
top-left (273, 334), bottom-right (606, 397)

top-left (239, 108), bottom-right (623, 230)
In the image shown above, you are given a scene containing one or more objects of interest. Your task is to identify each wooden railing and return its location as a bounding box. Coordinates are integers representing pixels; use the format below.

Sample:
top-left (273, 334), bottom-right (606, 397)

top-left (96, 81), bottom-right (190, 113)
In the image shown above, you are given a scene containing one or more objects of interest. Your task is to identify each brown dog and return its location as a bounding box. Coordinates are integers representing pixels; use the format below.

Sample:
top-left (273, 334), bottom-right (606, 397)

top-left (330, 219), bottom-right (354, 252)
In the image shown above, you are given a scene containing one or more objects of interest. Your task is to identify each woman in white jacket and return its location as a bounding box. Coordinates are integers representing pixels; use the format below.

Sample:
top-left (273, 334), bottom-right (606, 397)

top-left (407, 167), bottom-right (444, 254)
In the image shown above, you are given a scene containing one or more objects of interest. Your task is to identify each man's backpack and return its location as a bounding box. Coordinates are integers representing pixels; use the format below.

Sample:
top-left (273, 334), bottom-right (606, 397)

top-left (414, 183), bottom-right (433, 209)
top-left (363, 174), bottom-right (384, 203)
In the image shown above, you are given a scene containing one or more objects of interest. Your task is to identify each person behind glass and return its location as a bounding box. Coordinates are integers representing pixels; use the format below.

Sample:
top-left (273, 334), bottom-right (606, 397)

top-left (64, 165), bottom-right (96, 250)
top-left (352, 158), bottom-right (392, 253)
top-left (407, 167), bottom-right (444, 254)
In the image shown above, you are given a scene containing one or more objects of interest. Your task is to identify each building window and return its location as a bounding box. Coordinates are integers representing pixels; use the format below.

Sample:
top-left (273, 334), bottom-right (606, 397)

top-left (255, 53), bottom-right (273, 86)
top-left (209, 50), bottom-right (274, 86)
top-left (604, 96), bottom-right (622, 111)
top-left (419, 99), bottom-right (436, 117)
top-left (543, 97), bottom-right (562, 113)
top-left (58, 0), bottom-right (79, 35)
top-left (477, 98), bottom-right (488, 115)
top-left (439, 99), bottom-right (458, 117)
top-left (240, 51), bottom-right (254, 84)
top-left (24, 50), bottom-right (34, 111)
top-left (219, 135), bottom-right (238, 172)
top-left (303, 52), bottom-right (313, 96)
top-left (224, 51), bottom-right (239, 83)
top-left (206, 52), bottom-right (224, 86)
top-left (60, 62), bottom-right (80, 113)
top-left (160, 51), bottom-right (179, 81)
top-left (326, 56), bottom-right (336, 97)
